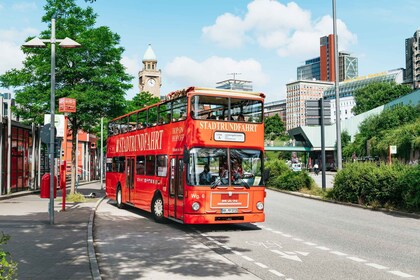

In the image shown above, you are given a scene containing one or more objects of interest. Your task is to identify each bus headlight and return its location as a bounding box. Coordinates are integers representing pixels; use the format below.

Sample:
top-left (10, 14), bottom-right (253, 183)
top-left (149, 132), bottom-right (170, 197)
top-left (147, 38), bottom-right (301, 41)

top-left (192, 202), bottom-right (200, 211)
top-left (256, 201), bottom-right (264, 210)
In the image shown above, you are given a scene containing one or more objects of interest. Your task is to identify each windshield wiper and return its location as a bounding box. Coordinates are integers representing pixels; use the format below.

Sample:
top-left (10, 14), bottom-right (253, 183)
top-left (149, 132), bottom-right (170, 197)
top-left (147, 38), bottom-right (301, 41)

top-left (211, 178), bottom-right (221, 189)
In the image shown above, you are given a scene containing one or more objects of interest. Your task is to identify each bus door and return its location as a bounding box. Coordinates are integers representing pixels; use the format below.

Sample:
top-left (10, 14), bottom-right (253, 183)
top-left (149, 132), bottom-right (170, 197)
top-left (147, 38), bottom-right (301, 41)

top-left (125, 157), bottom-right (135, 203)
top-left (168, 157), bottom-right (184, 220)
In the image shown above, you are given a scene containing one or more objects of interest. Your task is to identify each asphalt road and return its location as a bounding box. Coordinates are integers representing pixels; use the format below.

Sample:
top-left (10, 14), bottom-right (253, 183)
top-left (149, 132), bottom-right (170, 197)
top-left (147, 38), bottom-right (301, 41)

top-left (94, 189), bottom-right (420, 280)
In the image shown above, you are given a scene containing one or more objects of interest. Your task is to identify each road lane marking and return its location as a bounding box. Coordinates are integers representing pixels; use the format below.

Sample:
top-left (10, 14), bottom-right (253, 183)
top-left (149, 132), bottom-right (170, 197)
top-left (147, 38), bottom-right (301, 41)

top-left (316, 246), bottom-right (330, 251)
top-left (222, 245), bottom-right (231, 250)
top-left (242, 255), bottom-right (254, 262)
top-left (388, 271), bottom-right (414, 278)
top-left (304, 242), bottom-right (317, 246)
top-left (293, 238), bottom-right (303, 241)
top-left (273, 231), bottom-right (283, 234)
top-left (232, 250), bottom-right (242, 256)
top-left (330, 251), bottom-right (347, 256)
top-left (255, 262), bottom-right (268, 269)
top-left (271, 250), bottom-right (302, 262)
top-left (347, 257), bottom-right (366, 263)
top-left (365, 263), bottom-right (388, 270)
top-left (281, 233), bottom-right (292, 237)
top-left (269, 269), bottom-right (285, 277)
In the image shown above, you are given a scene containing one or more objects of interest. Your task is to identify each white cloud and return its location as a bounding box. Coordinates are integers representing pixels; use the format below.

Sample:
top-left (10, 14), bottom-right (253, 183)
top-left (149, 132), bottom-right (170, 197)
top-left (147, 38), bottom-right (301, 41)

top-left (0, 28), bottom-right (39, 75)
top-left (202, 0), bottom-right (357, 57)
top-left (121, 54), bottom-right (141, 99)
top-left (164, 56), bottom-right (269, 88)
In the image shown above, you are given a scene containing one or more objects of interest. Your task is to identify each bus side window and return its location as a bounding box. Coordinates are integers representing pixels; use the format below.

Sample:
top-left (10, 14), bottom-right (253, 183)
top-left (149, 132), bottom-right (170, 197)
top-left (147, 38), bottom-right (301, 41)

top-left (136, 156), bottom-right (145, 175)
top-left (157, 155), bottom-right (168, 177)
top-left (148, 106), bottom-right (158, 126)
top-left (137, 110), bottom-right (147, 129)
top-left (146, 155), bottom-right (156, 176)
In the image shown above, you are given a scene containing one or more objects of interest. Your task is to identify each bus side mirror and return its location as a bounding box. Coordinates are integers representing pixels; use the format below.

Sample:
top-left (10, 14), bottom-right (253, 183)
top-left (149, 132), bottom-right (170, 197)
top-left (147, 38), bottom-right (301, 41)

top-left (183, 149), bottom-right (189, 163)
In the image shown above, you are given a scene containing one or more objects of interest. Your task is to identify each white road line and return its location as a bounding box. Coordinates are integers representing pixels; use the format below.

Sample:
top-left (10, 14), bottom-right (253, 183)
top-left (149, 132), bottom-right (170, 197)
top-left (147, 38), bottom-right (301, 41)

top-left (347, 256), bottom-right (367, 263)
top-left (242, 255), bottom-right (254, 262)
top-left (207, 237), bottom-right (215, 241)
top-left (255, 262), bottom-right (268, 269)
top-left (330, 251), bottom-right (348, 256)
top-left (273, 231), bottom-right (283, 234)
top-left (232, 250), bottom-right (242, 256)
top-left (304, 242), bottom-right (317, 246)
top-left (265, 227), bottom-right (273, 231)
top-left (213, 240), bottom-right (223, 246)
top-left (293, 238), bottom-right (303, 241)
top-left (269, 269), bottom-right (285, 277)
top-left (281, 233), bottom-right (292, 237)
top-left (222, 245), bottom-right (231, 250)
top-left (388, 271), bottom-right (414, 278)
top-left (316, 246), bottom-right (330, 251)
top-left (365, 263), bottom-right (388, 270)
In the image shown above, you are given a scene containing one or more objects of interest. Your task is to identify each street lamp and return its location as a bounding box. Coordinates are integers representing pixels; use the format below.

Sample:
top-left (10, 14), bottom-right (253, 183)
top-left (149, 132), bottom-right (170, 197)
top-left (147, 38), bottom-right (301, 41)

top-left (23, 18), bottom-right (80, 225)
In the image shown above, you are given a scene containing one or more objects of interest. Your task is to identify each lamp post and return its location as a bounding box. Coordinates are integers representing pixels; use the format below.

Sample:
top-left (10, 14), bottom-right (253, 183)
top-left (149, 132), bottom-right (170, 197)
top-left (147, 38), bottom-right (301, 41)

top-left (332, 0), bottom-right (342, 170)
top-left (23, 18), bottom-right (80, 225)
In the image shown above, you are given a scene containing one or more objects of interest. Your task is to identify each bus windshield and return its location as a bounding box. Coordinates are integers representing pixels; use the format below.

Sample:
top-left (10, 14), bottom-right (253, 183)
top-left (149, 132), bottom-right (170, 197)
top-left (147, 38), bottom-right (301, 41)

top-left (190, 95), bottom-right (263, 122)
top-left (187, 147), bottom-right (263, 187)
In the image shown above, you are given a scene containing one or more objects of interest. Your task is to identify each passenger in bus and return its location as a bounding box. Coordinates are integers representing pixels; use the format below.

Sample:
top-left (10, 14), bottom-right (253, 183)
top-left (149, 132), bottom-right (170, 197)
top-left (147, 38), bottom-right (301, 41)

top-left (237, 114), bottom-right (245, 122)
top-left (220, 164), bottom-right (229, 184)
top-left (232, 160), bottom-right (243, 180)
top-left (199, 164), bottom-right (212, 185)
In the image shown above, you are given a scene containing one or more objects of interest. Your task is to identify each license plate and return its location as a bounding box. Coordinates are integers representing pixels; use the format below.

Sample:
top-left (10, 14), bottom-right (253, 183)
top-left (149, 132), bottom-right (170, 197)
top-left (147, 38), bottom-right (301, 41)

top-left (221, 208), bottom-right (238, 214)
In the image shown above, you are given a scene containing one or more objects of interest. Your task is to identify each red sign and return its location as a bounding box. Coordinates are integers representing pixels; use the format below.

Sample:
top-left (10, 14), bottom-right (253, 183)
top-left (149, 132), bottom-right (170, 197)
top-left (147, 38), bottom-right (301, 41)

top-left (59, 98), bottom-right (76, 113)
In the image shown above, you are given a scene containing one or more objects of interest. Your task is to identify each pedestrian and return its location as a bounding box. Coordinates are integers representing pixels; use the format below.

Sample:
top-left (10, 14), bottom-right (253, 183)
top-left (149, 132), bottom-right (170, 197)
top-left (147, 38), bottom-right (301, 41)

top-left (313, 163), bottom-right (319, 175)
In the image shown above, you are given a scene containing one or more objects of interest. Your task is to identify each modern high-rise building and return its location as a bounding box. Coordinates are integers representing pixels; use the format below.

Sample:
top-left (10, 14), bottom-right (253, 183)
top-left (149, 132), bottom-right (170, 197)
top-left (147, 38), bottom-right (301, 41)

top-left (297, 57), bottom-right (320, 80)
top-left (339, 52), bottom-right (358, 81)
top-left (297, 35), bottom-right (357, 82)
top-left (285, 80), bottom-right (333, 130)
top-left (320, 34), bottom-right (336, 82)
top-left (405, 29), bottom-right (420, 89)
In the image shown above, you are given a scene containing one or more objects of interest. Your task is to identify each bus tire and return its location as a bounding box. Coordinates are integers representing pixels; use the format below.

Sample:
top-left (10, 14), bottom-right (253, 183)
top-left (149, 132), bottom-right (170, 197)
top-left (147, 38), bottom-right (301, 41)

top-left (152, 195), bottom-right (165, 223)
top-left (116, 186), bottom-right (124, 209)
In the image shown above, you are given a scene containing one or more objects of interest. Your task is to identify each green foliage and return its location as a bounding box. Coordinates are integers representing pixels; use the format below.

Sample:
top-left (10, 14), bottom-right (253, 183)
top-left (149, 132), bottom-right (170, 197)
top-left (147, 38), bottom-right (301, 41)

top-left (330, 161), bottom-right (420, 212)
top-left (126, 91), bottom-right (161, 113)
top-left (398, 164), bottom-right (420, 211)
top-left (344, 105), bottom-right (420, 159)
top-left (265, 159), bottom-right (313, 191)
top-left (66, 192), bottom-right (86, 202)
top-left (264, 114), bottom-right (285, 140)
top-left (0, 232), bottom-right (17, 279)
top-left (352, 82), bottom-right (412, 115)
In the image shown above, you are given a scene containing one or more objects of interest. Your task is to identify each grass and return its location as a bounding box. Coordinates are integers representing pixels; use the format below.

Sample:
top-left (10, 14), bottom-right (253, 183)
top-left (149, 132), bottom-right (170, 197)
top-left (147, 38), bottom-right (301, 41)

top-left (66, 192), bottom-right (86, 203)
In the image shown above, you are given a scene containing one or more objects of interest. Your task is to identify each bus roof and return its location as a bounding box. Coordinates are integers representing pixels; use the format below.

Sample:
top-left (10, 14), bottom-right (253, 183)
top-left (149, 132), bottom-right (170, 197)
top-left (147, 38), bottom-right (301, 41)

top-left (167, 86), bottom-right (265, 100)
top-left (111, 86), bottom-right (265, 122)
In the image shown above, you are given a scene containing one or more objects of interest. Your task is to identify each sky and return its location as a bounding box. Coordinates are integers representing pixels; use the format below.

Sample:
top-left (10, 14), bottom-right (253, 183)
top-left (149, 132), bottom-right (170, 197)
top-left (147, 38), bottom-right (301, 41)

top-left (0, 0), bottom-right (419, 102)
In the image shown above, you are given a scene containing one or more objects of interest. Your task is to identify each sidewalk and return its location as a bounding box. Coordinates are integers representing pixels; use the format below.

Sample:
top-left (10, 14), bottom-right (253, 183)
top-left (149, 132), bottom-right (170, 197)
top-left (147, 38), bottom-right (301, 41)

top-left (0, 181), bottom-right (104, 279)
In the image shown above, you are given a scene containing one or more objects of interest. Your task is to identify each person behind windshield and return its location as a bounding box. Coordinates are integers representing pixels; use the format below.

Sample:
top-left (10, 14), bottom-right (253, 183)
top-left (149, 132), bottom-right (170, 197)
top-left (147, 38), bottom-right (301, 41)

top-left (232, 160), bottom-right (243, 181)
top-left (199, 164), bottom-right (212, 185)
top-left (237, 114), bottom-right (245, 122)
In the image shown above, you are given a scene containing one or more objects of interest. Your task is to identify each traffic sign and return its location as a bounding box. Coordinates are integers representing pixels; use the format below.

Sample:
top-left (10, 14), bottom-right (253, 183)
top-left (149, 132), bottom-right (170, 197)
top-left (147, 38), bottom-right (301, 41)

top-left (40, 123), bottom-right (57, 144)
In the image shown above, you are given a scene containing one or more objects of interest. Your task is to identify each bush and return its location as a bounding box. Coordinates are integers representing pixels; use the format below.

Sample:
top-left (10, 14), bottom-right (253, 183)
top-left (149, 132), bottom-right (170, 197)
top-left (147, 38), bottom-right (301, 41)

top-left (0, 232), bottom-right (17, 279)
top-left (265, 159), bottom-right (313, 191)
top-left (66, 192), bottom-right (86, 203)
top-left (398, 164), bottom-right (420, 211)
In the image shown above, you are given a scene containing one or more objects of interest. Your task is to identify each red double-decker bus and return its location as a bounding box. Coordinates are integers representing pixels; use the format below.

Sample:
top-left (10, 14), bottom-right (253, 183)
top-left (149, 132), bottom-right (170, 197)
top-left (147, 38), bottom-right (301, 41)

top-left (106, 87), bottom-right (266, 224)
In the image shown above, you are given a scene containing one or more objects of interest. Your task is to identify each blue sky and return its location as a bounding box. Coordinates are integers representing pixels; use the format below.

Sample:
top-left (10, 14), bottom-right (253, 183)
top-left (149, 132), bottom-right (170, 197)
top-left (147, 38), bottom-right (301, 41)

top-left (0, 0), bottom-right (419, 102)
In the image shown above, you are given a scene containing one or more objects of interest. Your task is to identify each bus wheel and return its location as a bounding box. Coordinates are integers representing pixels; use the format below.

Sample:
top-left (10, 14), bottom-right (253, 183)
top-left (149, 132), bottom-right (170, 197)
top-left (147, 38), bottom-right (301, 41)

top-left (152, 195), bottom-right (165, 223)
top-left (116, 187), bottom-right (124, 209)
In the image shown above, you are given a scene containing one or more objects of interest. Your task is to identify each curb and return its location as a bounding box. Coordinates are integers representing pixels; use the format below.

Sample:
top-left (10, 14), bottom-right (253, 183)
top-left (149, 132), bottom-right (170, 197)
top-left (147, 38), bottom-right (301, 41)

top-left (268, 187), bottom-right (420, 219)
top-left (88, 194), bottom-right (106, 280)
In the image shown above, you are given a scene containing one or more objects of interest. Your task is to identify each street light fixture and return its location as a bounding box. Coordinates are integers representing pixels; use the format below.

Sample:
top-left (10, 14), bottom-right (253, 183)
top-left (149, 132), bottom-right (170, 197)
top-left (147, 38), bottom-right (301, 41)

top-left (23, 18), bottom-right (81, 225)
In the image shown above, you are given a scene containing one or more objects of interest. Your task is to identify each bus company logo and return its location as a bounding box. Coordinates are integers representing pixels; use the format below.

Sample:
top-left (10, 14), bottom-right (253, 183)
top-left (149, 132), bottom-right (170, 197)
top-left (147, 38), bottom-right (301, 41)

top-left (116, 130), bottom-right (164, 153)
top-left (199, 121), bottom-right (257, 133)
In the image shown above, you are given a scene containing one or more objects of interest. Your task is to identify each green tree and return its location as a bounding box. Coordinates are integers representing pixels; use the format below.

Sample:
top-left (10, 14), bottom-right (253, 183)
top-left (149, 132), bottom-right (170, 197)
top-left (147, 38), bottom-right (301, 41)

top-left (264, 114), bottom-right (285, 140)
top-left (126, 91), bottom-right (160, 113)
top-left (352, 82), bottom-right (412, 115)
top-left (0, 0), bottom-right (132, 194)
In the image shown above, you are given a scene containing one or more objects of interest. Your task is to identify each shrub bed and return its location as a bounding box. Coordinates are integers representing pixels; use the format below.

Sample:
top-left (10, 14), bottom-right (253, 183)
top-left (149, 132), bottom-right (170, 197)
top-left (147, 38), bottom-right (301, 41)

top-left (265, 159), bottom-right (314, 191)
